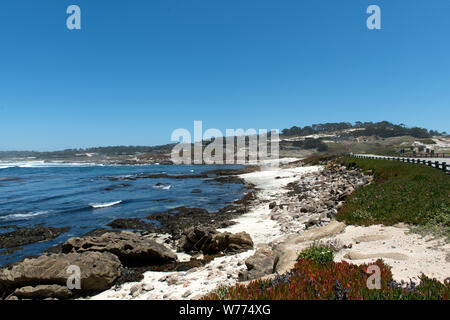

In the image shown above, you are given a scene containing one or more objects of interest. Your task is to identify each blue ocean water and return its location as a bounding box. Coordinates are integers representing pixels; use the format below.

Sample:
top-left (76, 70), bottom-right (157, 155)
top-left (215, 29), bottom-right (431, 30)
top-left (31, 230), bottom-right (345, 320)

top-left (0, 162), bottom-right (247, 266)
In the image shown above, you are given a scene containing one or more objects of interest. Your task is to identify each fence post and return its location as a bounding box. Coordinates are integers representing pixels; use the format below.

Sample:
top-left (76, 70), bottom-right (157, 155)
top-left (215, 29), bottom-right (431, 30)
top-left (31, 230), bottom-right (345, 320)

top-left (428, 161), bottom-right (432, 167)
top-left (442, 162), bottom-right (447, 172)
top-left (435, 161), bottom-right (439, 169)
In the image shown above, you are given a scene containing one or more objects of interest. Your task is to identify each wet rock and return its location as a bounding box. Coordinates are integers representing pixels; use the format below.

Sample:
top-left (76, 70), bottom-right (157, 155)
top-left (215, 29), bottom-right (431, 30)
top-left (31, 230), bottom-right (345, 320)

top-left (61, 232), bottom-right (177, 267)
top-left (190, 189), bottom-right (203, 193)
top-left (145, 205), bottom-right (248, 239)
top-left (213, 176), bottom-right (245, 184)
top-left (0, 226), bottom-right (71, 249)
top-left (107, 218), bottom-right (153, 231)
top-left (104, 183), bottom-right (131, 191)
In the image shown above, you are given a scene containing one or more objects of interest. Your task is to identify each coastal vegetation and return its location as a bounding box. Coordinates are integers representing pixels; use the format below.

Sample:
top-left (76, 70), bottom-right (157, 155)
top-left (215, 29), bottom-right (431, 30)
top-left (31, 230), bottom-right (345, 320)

top-left (296, 243), bottom-right (335, 265)
top-left (336, 157), bottom-right (450, 241)
top-left (204, 248), bottom-right (449, 300)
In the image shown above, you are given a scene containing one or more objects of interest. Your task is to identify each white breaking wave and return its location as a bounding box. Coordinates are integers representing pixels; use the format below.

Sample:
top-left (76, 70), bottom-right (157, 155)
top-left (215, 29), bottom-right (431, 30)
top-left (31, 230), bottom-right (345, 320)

top-left (0, 210), bottom-right (49, 220)
top-left (89, 200), bottom-right (122, 208)
top-left (0, 161), bottom-right (102, 169)
top-left (152, 184), bottom-right (171, 190)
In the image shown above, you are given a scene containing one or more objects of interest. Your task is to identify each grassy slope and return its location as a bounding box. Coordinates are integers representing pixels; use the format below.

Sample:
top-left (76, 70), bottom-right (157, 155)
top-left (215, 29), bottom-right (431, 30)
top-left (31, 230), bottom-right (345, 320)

top-left (336, 157), bottom-right (450, 241)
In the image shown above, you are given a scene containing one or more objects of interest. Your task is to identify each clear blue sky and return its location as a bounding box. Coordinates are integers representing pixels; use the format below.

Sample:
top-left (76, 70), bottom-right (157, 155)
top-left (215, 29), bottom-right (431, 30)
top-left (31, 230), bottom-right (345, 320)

top-left (0, 0), bottom-right (449, 151)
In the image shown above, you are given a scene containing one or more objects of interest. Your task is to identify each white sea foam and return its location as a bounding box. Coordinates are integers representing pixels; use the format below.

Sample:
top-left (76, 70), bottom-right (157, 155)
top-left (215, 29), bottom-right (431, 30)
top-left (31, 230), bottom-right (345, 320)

top-left (0, 161), bottom-right (102, 169)
top-left (0, 210), bottom-right (49, 220)
top-left (152, 184), bottom-right (171, 190)
top-left (89, 200), bottom-right (122, 208)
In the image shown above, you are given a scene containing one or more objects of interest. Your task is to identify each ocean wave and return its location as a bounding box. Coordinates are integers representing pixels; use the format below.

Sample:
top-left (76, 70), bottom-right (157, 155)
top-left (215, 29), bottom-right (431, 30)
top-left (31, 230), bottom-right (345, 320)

top-left (89, 200), bottom-right (122, 208)
top-left (0, 210), bottom-right (49, 221)
top-left (0, 161), bottom-right (103, 169)
top-left (152, 184), bottom-right (171, 190)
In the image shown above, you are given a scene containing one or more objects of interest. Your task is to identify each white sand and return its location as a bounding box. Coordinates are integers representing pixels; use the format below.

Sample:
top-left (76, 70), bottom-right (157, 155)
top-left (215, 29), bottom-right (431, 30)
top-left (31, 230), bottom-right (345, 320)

top-left (328, 224), bottom-right (450, 283)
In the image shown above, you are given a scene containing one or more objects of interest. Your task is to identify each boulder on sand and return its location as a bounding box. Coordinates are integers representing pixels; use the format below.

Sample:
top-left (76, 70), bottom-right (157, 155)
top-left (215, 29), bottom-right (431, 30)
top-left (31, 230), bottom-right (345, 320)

top-left (177, 226), bottom-right (253, 254)
top-left (239, 245), bottom-right (278, 281)
top-left (61, 232), bottom-right (177, 267)
top-left (0, 251), bottom-right (121, 295)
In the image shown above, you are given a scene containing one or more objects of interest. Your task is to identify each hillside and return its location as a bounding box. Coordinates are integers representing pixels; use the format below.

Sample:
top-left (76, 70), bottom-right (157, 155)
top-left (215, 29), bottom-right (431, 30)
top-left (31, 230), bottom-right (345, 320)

top-left (0, 121), bottom-right (448, 164)
top-left (279, 121), bottom-right (450, 159)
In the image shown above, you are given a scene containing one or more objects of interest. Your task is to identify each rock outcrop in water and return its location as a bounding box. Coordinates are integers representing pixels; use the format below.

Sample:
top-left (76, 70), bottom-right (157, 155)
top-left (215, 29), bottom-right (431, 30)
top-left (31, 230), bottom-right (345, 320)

top-left (0, 226), bottom-right (71, 249)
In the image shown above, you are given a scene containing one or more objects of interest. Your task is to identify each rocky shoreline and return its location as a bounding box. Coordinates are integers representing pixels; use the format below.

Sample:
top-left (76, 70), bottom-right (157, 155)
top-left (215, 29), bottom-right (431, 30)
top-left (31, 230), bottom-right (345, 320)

top-left (0, 165), bottom-right (260, 300)
top-left (1, 158), bottom-right (448, 300)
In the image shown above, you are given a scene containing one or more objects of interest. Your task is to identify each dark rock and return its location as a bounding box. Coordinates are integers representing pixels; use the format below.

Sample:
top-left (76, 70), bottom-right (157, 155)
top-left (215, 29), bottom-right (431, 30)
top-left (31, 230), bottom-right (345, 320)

top-left (190, 189), bottom-right (203, 193)
top-left (145, 205), bottom-right (248, 239)
top-left (113, 268), bottom-right (144, 287)
top-left (0, 226), bottom-right (71, 249)
top-left (203, 166), bottom-right (259, 176)
top-left (107, 218), bottom-right (153, 231)
top-left (81, 228), bottom-right (121, 237)
top-left (177, 226), bottom-right (253, 255)
top-left (269, 202), bottom-right (277, 209)
top-left (213, 176), bottom-right (245, 184)
top-left (104, 183), bottom-right (130, 191)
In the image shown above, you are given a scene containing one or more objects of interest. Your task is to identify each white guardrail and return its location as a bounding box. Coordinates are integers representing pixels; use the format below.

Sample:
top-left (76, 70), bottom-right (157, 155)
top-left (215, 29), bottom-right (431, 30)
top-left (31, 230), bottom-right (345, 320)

top-left (349, 153), bottom-right (450, 174)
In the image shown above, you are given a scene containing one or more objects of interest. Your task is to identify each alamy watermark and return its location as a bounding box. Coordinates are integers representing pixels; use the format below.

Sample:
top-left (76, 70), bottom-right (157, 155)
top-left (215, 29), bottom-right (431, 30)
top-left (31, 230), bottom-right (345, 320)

top-left (366, 265), bottom-right (381, 290)
top-left (65, 4), bottom-right (381, 31)
top-left (170, 121), bottom-right (280, 167)
top-left (367, 5), bottom-right (381, 30)
top-left (66, 5), bottom-right (81, 30)
top-left (67, 265), bottom-right (81, 290)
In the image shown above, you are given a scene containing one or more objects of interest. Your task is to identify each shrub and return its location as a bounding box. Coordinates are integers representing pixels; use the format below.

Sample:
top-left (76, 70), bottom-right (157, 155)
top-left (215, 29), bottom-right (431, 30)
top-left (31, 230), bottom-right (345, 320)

top-left (297, 244), bottom-right (334, 264)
